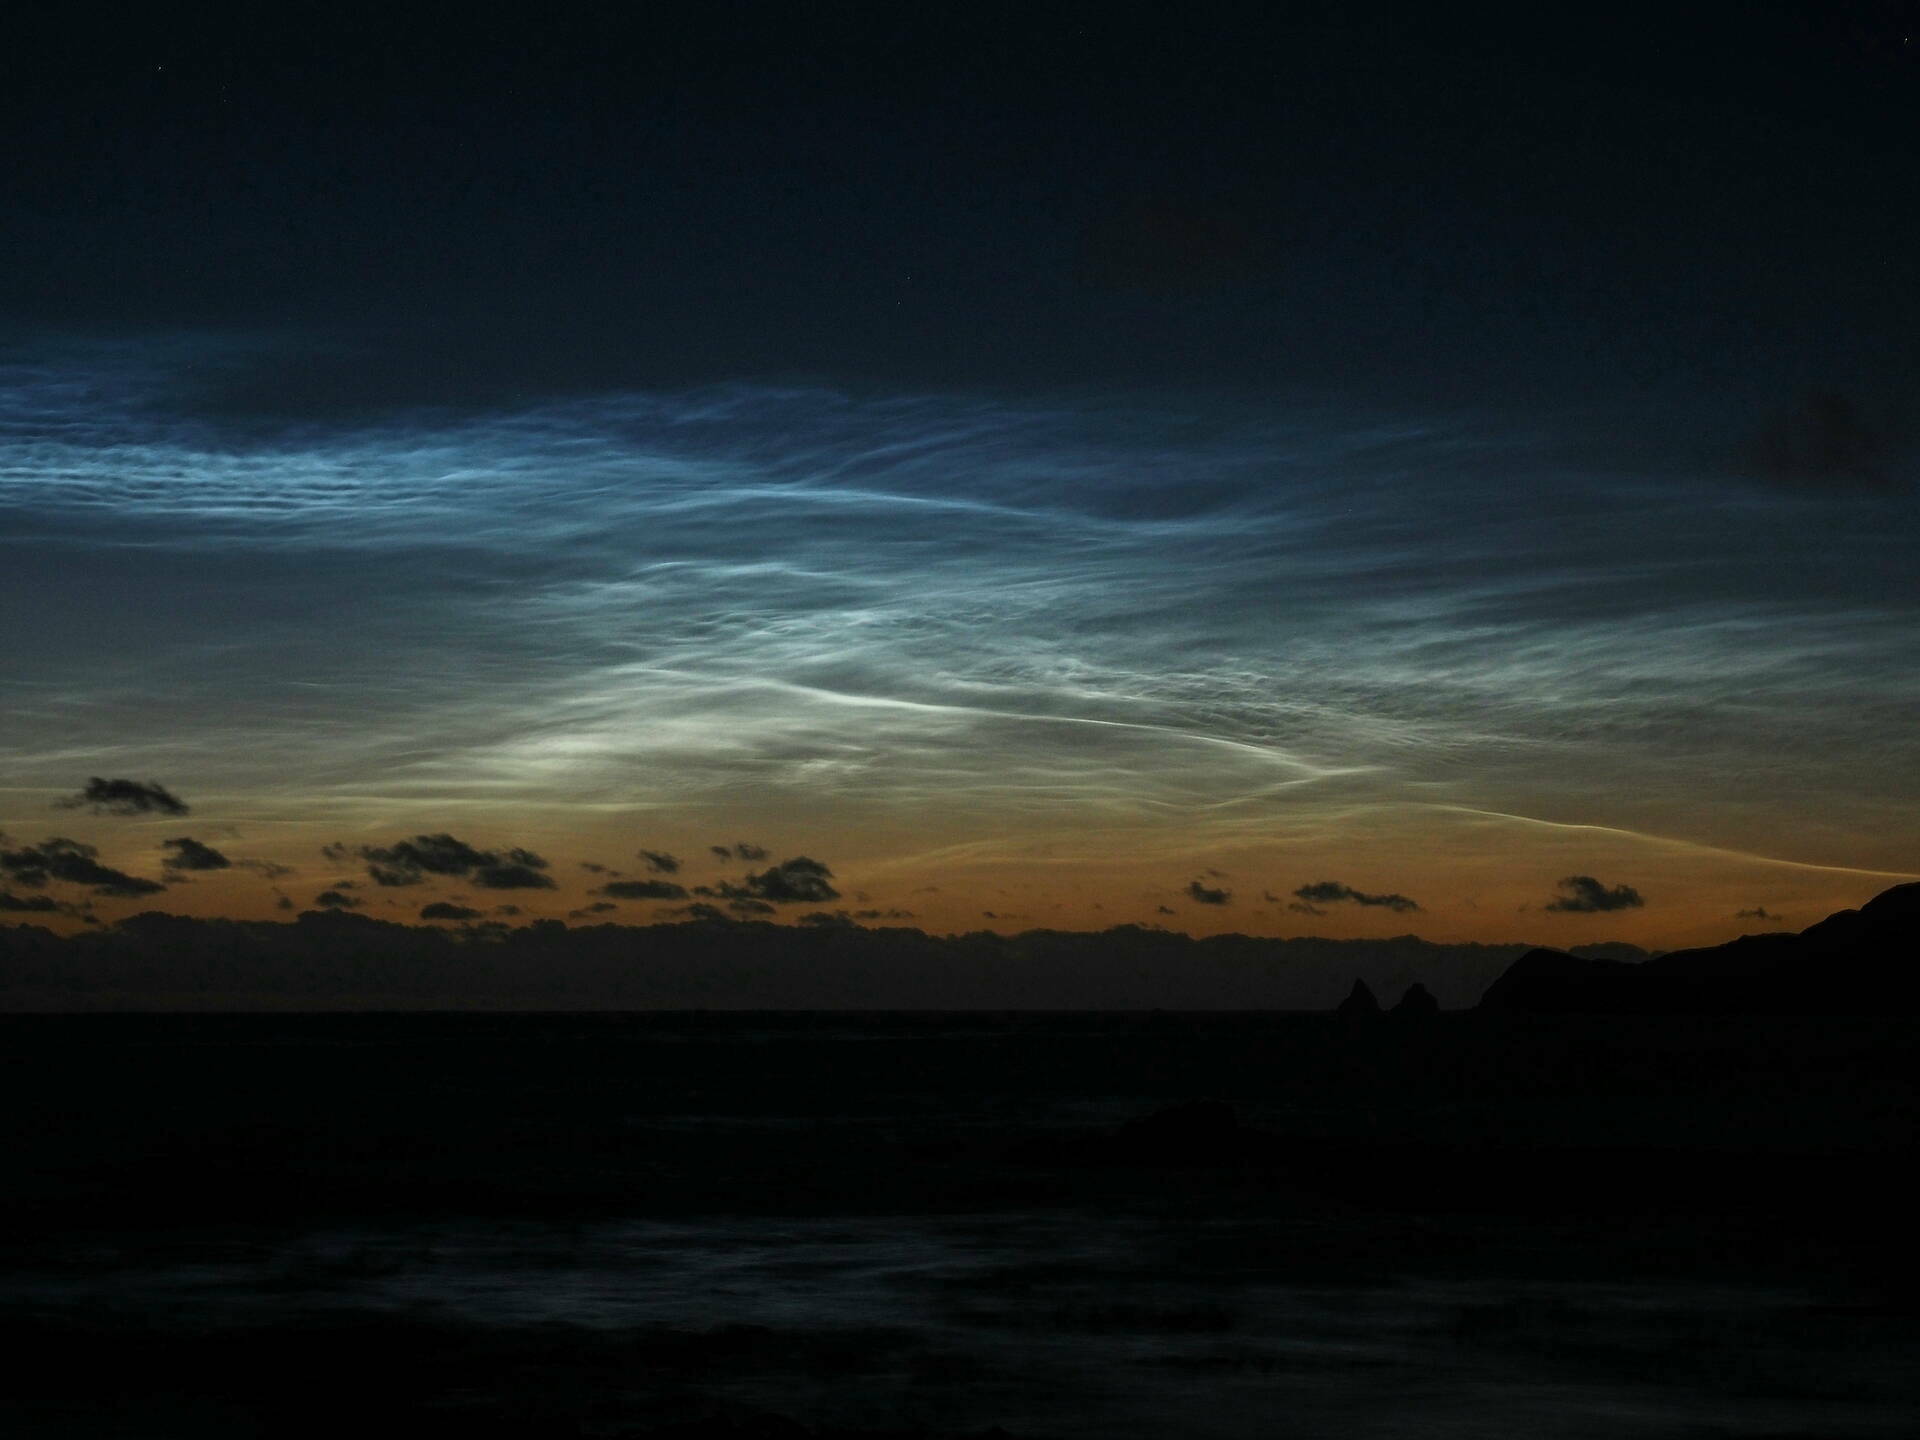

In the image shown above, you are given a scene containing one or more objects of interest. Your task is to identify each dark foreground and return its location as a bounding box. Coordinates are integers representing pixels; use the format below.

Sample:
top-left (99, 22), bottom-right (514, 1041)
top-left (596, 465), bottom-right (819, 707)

top-left (3, 1010), bottom-right (1916, 1437)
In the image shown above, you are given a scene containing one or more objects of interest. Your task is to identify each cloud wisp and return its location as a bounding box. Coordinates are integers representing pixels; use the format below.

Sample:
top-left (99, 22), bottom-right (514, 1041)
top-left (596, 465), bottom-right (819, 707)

top-left (0, 835), bottom-right (165, 897)
top-left (326, 833), bottom-right (556, 891)
top-left (55, 778), bottom-right (190, 817)
top-left (1291, 881), bottom-right (1421, 914)
top-left (4, 341), bottom-right (1917, 913)
top-left (1544, 875), bottom-right (1646, 914)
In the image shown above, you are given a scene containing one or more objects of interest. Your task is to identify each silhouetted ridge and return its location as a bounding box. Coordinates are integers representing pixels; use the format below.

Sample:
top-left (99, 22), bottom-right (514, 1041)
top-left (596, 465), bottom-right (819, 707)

top-left (0, 916), bottom-right (1572, 1010)
top-left (1478, 883), bottom-right (1920, 1014)
top-left (1477, 948), bottom-right (1668, 1015)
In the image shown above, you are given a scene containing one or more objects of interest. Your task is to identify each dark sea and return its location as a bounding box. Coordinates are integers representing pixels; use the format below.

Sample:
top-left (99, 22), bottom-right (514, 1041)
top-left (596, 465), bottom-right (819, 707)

top-left (3, 1010), bottom-right (1915, 1437)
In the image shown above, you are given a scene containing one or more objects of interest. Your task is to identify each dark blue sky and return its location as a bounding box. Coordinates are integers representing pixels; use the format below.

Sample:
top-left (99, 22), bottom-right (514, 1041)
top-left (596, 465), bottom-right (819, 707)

top-left (8, 4), bottom-right (1918, 410)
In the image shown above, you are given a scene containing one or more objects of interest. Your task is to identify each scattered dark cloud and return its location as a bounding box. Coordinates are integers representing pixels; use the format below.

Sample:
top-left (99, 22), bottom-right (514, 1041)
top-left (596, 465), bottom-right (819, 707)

top-left (1735, 906), bottom-right (1784, 922)
top-left (339, 833), bottom-right (556, 890)
top-left (55, 777), bottom-right (189, 817)
top-left (1544, 875), bottom-right (1645, 914)
top-left (595, 879), bottom-right (689, 901)
top-left (1185, 879), bottom-right (1231, 905)
top-left (420, 901), bottom-right (482, 921)
top-left (726, 897), bottom-right (777, 916)
top-left (472, 860), bottom-right (554, 890)
top-left (710, 842), bottom-right (769, 862)
top-left (313, 889), bottom-right (361, 910)
top-left (160, 836), bottom-right (231, 873)
top-left (638, 850), bottom-right (681, 874)
top-left (578, 861), bottom-right (617, 875)
top-left (671, 902), bottom-right (732, 923)
top-left (0, 890), bottom-right (65, 913)
top-left (568, 902), bottom-right (620, 919)
top-left (731, 856), bottom-right (838, 904)
top-left (1155, 904), bottom-right (1177, 915)
top-left (1291, 881), bottom-right (1421, 913)
top-left (0, 836), bottom-right (166, 896)
top-left (493, 905), bottom-right (523, 916)
top-left (236, 858), bottom-right (294, 879)
top-left (275, 895), bottom-right (294, 912)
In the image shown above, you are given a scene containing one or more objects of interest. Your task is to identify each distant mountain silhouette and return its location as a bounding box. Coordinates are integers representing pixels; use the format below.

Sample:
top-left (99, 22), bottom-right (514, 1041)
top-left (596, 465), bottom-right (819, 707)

top-left (1479, 882), bottom-right (1920, 1014)
top-left (0, 912), bottom-right (1636, 1011)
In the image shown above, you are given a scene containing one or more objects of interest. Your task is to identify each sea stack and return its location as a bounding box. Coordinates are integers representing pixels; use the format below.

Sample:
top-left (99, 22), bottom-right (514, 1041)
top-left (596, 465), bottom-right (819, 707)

top-left (1336, 978), bottom-right (1381, 1018)
top-left (1393, 981), bottom-right (1440, 1016)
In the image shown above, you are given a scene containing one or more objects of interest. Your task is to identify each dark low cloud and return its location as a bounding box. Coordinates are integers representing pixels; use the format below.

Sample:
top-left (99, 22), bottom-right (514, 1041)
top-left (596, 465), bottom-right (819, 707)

top-left (1291, 881), bottom-right (1421, 913)
top-left (472, 861), bottom-right (554, 890)
top-left (160, 836), bottom-right (231, 873)
top-left (568, 901), bottom-right (620, 918)
top-left (0, 836), bottom-right (166, 897)
top-left (0, 890), bottom-right (65, 913)
top-left (56, 777), bottom-right (190, 817)
top-left (596, 879), bottom-right (689, 901)
top-left (1185, 879), bottom-right (1231, 905)
top-left (578, 861), bottom-right (617, 875)
top-left (726, 897), bottom-right (777, 916)
top-left (1544, 875), bottom-right (1645, 914)
top-left (1156, 904), bottom-right (1177, 915)
top-left (313, 889), bottom-right (361, 910)
top-left (732, 856), bottom-right (838, 904)
top-left (1735, 906), bottom-right (1784, 922)
top-left (638, 850), bottom-right (681, 874)
top-left (710, 842), bottom-right (769, 862)
top-left (671, 902), bottom-right (733, 923)
top-left (1288, 901), bottom-right (1325, 916)
top-left (338, 833), bottom-right (556, 890)
top-left (421, 901), bottom-right (482, 921)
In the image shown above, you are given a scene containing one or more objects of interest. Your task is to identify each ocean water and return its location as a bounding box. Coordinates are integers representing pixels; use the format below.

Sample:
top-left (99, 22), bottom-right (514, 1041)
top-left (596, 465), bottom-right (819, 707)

top-left (5, 1011), bottom-right (1917, 1436)
top-left (13, 1209), bottom-right (1917, 1436)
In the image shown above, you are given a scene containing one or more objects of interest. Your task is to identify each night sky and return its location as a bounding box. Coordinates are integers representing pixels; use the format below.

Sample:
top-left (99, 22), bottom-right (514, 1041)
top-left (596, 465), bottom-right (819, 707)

top-left (3, 4), bottom-right (1916, 950)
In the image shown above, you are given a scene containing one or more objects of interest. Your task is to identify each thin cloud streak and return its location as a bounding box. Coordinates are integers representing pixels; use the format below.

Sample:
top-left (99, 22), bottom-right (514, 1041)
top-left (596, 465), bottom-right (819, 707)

top-left (1423, 806), bottom-right (1920, 880)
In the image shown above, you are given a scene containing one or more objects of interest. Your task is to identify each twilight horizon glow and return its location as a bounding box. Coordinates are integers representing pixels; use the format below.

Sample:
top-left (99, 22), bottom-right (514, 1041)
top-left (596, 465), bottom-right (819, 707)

top-left (3, 339), bottom-right (1914, 948)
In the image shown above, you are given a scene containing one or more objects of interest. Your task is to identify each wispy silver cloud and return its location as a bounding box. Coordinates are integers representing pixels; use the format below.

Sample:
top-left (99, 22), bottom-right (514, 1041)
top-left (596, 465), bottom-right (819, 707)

top-left (3, 340), bottom-right (1916, 913)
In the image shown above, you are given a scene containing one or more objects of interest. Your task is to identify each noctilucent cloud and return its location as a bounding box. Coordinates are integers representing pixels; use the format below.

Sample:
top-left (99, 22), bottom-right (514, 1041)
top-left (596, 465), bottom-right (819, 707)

top-left (3, 339), bottom-right (1914, 945)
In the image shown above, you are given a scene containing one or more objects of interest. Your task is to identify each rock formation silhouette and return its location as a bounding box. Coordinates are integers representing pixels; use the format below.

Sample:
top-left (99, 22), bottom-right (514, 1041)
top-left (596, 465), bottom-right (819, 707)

top-left (1391, 981), bottom-right (1440, 1016)
top-left (1335, 978), bottom-right (1381, 1018)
